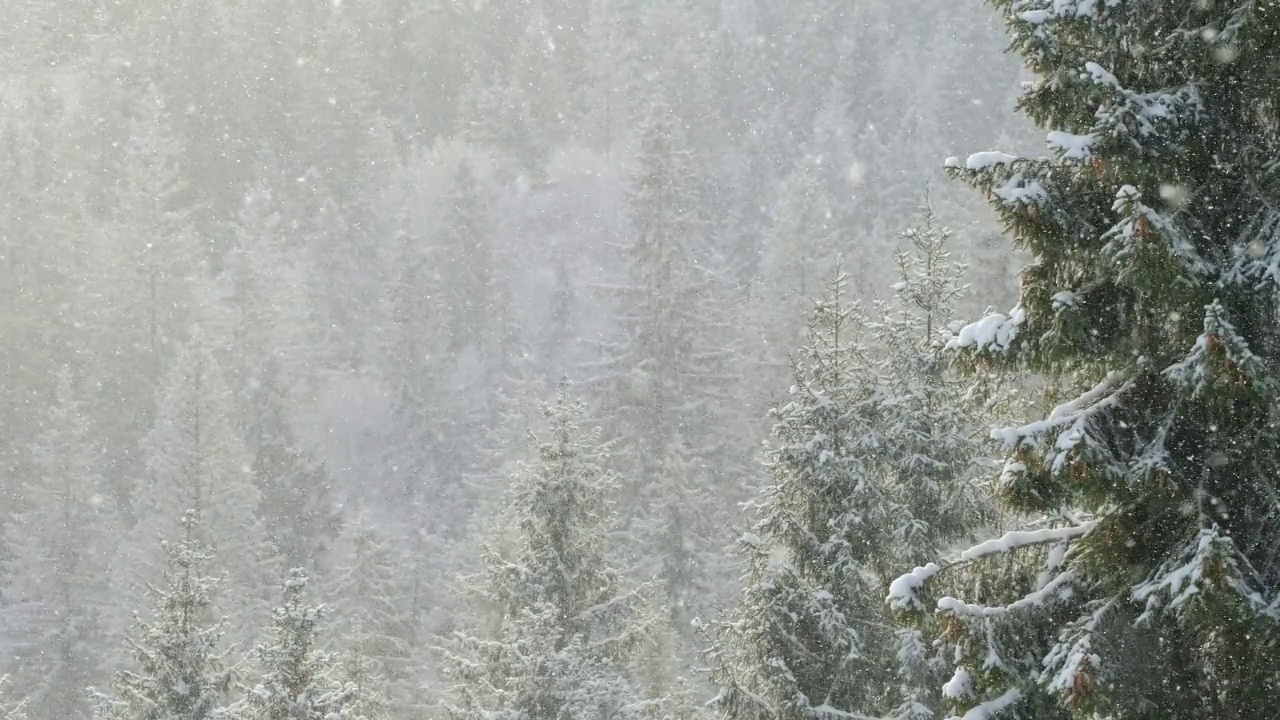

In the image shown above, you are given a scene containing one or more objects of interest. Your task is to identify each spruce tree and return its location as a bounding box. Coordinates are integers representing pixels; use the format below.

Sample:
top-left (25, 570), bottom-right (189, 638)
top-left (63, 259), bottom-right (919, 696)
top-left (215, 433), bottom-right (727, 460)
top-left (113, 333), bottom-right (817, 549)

top-left (867, 211), bottom-right (994, 719)
top-left (711, 238), bottom-right (991, 720)
top-left (889, 2), bottom-right (1280, 717)
top-left (94, 514), bottom-right (232, 720)
top-left (439, 388), bottom-right (652, 720)
top-left (325, 506), bottom-right (415, 716)
top-left (131, 326), bottom-right (279, 647)
top-left (333, 616), bottom-right (392, 720)
top-left (112, 82), bottom-right (201, 369)
top-left (436, 160), bottom-right (498, 355)
top-left (757, 158), bottom-right (841, 354)
top-left (252, 363), bottom-right (339, 578)
top-left (223, 569), bottom-right (353, 720)
top-left (869, 209), bottom-right (990, 576)
top-left (593, 109), bottom-right (743, 623)
top-left (3, 368), bottom-right (122, 720)
top-left (708, 273), bottom-right (894, 720)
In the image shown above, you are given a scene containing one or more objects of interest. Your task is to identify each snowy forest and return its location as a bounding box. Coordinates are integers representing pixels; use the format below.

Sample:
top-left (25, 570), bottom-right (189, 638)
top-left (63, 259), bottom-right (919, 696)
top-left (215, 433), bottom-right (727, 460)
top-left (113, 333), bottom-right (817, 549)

top-left (4, 0), bottom-right (1280, 718)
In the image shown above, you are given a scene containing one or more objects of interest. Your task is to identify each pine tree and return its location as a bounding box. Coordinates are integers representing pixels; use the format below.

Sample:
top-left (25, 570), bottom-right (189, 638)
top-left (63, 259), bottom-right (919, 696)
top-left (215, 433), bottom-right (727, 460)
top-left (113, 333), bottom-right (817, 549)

top-left (94, 514), bottom-right (232, 720)
top-left (2, 367), bottom-right (122, 720)
top-left (708, 273), bottom-right (895, 720)
top-left (325, 506), bottom-right (415, 716)
top-left (436, 160), bottom-right (499, 355)
top-left (131, 325), bottom-right (279, 647)
top-left (888, 2), bottom-right (1280, 717)
top-left (710, 243), bottom-right (992, 719)
top-left (223, 569), bottom-right (354, 720)
top-left (757, 158), bottom-right (841, 353)
top-left (220, 181), bottom-right (321, 407)
top-left (439, 388), bottom-right (652, 720)
top-left (870, 209), bottom-right (990, 576)
top-left (332, 617), bottom-right (392, 720)
top-left (866, 211), bottom-right (994, 719)
top-left (591, 110), bottom-right (744, 623)
top-left (252, 361), bottom-right (339, 578)
top-left (113, 82), bottom-right (202, 368)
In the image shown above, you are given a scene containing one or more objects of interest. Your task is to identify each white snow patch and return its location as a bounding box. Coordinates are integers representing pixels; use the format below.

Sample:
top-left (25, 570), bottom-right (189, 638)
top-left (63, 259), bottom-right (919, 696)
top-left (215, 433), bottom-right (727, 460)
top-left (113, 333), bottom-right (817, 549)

top-left (1084, 61), bottom-right (1119, 89)
top-left (887, 563), bottom-right (941, 610)
top-left (953, 688), bottom-right (1022, 720)
top-left (946, 307), bottom-right (1026, 353)
top-left (965, 151), bottom-right (1018, 171)
top-left (943, 667), bottom-right (974, 699)
top-left (1051, 291), bottom-right (1078, 308)
top-left (993, 174), bottom-right (1048, 206)
top-left (958, 523), bottom-right (1096, 564)
top-left (1046, 130), bottom-right (1096, 160)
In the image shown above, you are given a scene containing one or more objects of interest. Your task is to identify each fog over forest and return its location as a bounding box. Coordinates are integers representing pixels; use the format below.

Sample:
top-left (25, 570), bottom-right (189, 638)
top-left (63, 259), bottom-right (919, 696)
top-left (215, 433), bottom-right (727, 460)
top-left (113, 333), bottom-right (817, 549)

top-left (17, 0), bottom-right (1275, 718)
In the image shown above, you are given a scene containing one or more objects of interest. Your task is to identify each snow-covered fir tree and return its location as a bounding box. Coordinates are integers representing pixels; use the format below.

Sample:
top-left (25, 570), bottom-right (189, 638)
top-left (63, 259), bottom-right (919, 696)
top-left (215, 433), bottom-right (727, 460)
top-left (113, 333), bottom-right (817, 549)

top-left (332, 616), bottom-right (392, 720)
top-left (866, 210), bottom-right (994, 719)
top-left (710, 242), bottom-right (992, 719)
top-left (93, 513), bottom-right (231, 720)
top-left (223, 569), bottom-right (354, 720)
top-left (120, 83), bottom-right (201, 346)
top-left (757, 157), bottom-right (841, 353)
top-left (325, 505), bottom-right (415, 716)
top-left (252, 360), bottom-right (340, 578)
top-left (889, 2), bottom-right (1280, 717)
top-left (130, 324), bottom-right (279, 647)
top-left (869, 209), bottom-right (991, 575)
top-left (439, 387), bottom-right (653, 720)
top-left (436, 160), bottom-right (499, 355)
top-left (2, 367), bottom-right (122, 720)
top-left (707, 273), bottom-right (895, 720)
top-left (591, 108), bottom-right (744, 624)
top-left (219, 181), bottom-right (321, 406)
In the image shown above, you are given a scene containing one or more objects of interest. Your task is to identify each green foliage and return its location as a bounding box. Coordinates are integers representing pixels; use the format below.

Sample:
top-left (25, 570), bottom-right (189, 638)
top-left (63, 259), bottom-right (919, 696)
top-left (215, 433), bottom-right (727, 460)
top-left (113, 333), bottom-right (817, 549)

top-left (4, 367), bottom-right (122, 720)
top-left (224, 569), bottom-right (354, 720)
top-left (439, 387), bottom-right (653, 720)
top-left (711, 219), bottom-right (991, 720)
top-left (898, 1), bottom-right (1280, 716)
top-left (326, 508), bottom-right (415, 716)
top-left (95, 514), bottom-right (231, 720)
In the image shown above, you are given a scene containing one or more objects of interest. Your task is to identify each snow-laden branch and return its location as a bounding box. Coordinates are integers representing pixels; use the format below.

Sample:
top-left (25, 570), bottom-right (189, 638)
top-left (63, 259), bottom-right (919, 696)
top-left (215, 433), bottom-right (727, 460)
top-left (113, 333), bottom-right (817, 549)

top-left (937, 569), bottom-right (1077, 618)
top-left (946, 688), bottom-right (1022, 720)
top-left (945, 307), bottom-right (1025, 354)
top-left (887, 522), bottom-right (1096, 612)
top-left (992, 371), bottom-right (1127, 473)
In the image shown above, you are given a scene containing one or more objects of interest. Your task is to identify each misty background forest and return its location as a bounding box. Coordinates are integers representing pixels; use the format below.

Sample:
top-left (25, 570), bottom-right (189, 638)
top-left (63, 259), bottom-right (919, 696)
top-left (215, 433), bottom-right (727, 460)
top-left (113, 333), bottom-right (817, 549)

top-left (13, 0), bottom-right (1280, 718)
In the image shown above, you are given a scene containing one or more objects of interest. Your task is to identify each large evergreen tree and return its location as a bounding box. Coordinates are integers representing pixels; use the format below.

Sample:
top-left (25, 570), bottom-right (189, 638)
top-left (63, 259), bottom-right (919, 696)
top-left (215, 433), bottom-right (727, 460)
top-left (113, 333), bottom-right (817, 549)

top-left (592, 109), bottom-right (745, 623)
top-left (325, 506), bottom-right (416, 716)
top-left (2, 368), bottom-right (122, 720)
top-left (439, 388), bottom-right (652, 720)
top-left (890, 2), bottom-right (1280, 717)
top-left (711, 222), bottom-right (990, 720)
top-left (251, 362), bottom-right (340, 579)
top-left (707, 273), bottom-right (892, 720)
top-left (131, 325), bottom-right (279, 647)
top-left (332, 616), bottom-right (393, 720)
top-left (94, 514), bottom-right (231, 720)
top-left (223, 569), bottom-right (353, 720)
top-left (757, 158), bottom-right (841, 354)
top-left (436, 160), bottom-right (499, 355)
